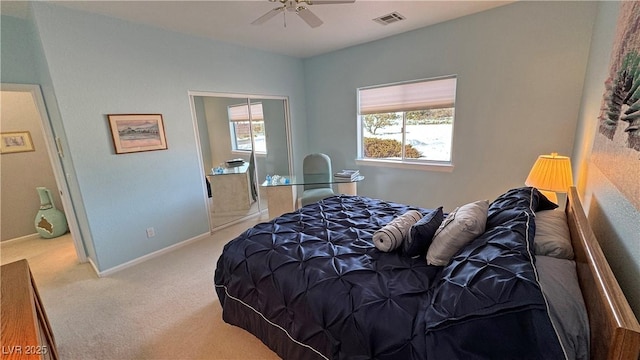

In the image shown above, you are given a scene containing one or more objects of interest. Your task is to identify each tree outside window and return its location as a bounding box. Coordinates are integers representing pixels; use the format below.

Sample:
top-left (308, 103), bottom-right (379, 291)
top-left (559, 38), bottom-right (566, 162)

top-left (358, 77), bottom-right (456, 164)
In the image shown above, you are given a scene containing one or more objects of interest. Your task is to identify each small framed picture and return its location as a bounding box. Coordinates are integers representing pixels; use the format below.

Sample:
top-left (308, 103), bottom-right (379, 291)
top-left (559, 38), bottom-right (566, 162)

top-left (0, 131), bottom-right (35, 154)
top-left (108, 114), bottom-right (168, 154)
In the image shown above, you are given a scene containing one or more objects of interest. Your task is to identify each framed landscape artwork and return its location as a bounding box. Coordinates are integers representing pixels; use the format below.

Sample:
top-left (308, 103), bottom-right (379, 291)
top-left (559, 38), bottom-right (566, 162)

top-left (0, 131), bottom-right (35, 154)
top-left (108, 114), bottom-right (168, 154)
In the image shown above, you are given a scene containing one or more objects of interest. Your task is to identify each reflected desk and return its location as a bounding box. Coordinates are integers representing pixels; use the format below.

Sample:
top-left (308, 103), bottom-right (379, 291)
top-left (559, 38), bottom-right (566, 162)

top-left (207, 163), bottom-right (252, 213)
top-left (261, 175), bottom-right (364, 219)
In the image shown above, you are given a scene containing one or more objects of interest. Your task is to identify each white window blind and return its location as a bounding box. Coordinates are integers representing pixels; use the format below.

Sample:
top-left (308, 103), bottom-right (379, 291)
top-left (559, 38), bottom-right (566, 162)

top-left (359, 77), bottom-right (456, 115)
top-left (228, 103), bottom-right (264, 121)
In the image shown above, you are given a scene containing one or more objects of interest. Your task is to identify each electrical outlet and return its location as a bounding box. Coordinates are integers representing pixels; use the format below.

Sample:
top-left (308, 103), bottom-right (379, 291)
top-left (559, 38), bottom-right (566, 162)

top-left (146, 227), bottom-right (155, 238)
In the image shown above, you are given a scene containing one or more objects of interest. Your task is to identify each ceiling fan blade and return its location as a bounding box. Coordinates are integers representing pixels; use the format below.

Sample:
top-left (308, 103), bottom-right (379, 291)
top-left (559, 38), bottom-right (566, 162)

top-left (305, 0), bottom-right (355, 4)
top-left (297, 7), bottom-right (323, 28)
top-left (251, 7), bottom-right (283, 25)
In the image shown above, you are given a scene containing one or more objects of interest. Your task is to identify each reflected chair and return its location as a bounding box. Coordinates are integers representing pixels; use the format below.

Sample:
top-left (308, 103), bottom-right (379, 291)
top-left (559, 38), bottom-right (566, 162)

top-left (248, 150), bottom-right (258, 202)
top-left (301, 153), bottom-right (335, 206)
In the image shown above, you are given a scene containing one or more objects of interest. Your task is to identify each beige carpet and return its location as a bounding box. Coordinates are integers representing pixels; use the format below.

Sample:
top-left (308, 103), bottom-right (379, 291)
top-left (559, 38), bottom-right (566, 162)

top-left (0, 222), bottom-right (280, 360)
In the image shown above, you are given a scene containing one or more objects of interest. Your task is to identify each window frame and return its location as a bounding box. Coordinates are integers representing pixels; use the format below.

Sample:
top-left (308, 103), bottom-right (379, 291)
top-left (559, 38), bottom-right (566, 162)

top-left (356, 76), bottom-right (457, 172)
top-left (227, 101), bottom-right (267, 155)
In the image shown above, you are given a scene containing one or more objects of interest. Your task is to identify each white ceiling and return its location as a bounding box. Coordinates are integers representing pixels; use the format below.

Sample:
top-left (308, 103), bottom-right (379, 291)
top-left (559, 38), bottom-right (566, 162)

top-left (2, 1), bottom-right (514, 58)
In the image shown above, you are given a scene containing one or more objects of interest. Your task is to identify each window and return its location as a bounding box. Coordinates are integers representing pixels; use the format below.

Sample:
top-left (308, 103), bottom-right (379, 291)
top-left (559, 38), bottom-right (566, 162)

top-left (228, 102), bottom-right (266, 153)
top-left (357, 76), bottom-right (456, 167)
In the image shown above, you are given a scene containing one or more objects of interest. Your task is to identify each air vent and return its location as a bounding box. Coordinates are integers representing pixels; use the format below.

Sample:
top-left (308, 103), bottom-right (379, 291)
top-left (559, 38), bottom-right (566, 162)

top-left (373, 12), bottom-right (406, 25)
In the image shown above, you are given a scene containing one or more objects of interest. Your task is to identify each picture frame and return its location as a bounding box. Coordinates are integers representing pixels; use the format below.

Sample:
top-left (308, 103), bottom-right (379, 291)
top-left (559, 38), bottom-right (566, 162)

top-left (108, 114), bottom-right (168, 154)
top-left (0, 131), bottom-right (35, 154)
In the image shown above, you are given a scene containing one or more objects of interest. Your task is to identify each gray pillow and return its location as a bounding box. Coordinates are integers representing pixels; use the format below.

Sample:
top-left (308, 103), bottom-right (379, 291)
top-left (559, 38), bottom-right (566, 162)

top-left (535, 255), bottom-right (590, 360)
top-left (404, 207), bottom-right (443, 257)
top-left (426, 200), bottom-right (489, 266)
top-left (373, 210), bottom-right (423, 252)
top-left (535, 210), bottom-right (574, 259)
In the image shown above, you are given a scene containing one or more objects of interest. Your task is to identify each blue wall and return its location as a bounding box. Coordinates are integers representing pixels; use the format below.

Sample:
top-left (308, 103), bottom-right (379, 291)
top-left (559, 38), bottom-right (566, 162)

top-left (27, 3), bottom-right (308, 271)
top-left (1, 14), bottom-right (38, 84)
top-left (572, 1), bottom-right (640, 318)
top-left (303, 1), bottom-right (598, 210)
top-left (6, 1), bottom-right (620, 278)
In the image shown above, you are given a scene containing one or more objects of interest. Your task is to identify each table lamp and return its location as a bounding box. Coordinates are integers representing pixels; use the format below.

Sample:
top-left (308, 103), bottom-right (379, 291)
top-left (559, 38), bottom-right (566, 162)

top-left (525, 152), bottom-right (573, 204)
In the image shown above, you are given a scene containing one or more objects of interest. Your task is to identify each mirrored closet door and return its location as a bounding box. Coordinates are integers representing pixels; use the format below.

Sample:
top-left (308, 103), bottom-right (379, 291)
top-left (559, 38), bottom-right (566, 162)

top-left (190, 92), bottom-right (292, 230)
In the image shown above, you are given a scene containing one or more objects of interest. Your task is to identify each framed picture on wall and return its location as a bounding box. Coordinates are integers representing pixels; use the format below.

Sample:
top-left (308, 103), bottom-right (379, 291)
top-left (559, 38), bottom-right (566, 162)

top-left (0, 131), bottom-right (35, 154)
top-left (592, 1), bottom-right (640, 211)
top-left (108, 114), bottom-right (168, 154)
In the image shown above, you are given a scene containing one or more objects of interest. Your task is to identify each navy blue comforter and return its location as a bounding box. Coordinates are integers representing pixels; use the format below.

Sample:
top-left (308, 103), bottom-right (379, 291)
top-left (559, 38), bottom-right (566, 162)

top-left (214, 187), bottom-right (565, 359)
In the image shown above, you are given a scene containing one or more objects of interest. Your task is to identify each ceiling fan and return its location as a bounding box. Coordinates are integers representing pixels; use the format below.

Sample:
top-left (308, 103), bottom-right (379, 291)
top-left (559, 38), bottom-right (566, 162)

top-left (251, 0), bottom-right (356, 28)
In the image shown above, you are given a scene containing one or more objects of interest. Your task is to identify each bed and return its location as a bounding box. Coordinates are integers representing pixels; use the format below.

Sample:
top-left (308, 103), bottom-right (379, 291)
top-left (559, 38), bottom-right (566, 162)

top-left (214, 186), bottom-right (640, 359)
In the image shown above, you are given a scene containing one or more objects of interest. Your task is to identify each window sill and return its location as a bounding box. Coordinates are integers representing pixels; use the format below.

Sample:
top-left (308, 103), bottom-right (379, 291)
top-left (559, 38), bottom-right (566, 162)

top-left (355, 158), bottom-right (454, 172)
top-left (231, 150), bottom-right (267, 157)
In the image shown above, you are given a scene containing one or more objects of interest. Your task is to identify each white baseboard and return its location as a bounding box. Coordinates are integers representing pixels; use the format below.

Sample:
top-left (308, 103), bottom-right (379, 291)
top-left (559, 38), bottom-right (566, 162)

top-left (1, 233), bottom-right (40, 245)
top-left (88, 257), bottom-right (101, 277)
top-left (94, 232), bottom-right (211, 277)
top-left (211, 210), bottom-right (264, 231)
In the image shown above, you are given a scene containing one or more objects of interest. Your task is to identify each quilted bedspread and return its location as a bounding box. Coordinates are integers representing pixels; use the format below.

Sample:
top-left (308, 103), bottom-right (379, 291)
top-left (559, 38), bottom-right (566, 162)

top-left (214, 188), bottom-right (566, 359)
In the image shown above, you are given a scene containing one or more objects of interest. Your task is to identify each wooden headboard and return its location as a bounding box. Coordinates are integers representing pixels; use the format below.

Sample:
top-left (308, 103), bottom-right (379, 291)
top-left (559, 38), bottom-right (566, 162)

top-left (566, 186), bottom-right (640, 359)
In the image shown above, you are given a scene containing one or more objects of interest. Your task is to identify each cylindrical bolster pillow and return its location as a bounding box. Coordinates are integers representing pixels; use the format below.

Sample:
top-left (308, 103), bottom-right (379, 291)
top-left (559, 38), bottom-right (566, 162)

top-left (373, 210), bottom-right (423, 252)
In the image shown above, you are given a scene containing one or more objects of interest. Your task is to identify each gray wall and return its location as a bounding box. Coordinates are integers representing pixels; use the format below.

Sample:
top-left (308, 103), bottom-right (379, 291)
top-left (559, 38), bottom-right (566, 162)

top-left (193, 96), bottom-right (212, 175)
top-left (1, 14), bottom-right (66, 242)
top-left (0, 91), bottom-right (63, 241)
top-left (203, 97), bottom-right (243, 168)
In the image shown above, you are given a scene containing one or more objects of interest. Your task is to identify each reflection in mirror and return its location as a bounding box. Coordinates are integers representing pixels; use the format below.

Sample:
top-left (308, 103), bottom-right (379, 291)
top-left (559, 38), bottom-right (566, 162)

top-left (191, 93), bottom-right (292, 230)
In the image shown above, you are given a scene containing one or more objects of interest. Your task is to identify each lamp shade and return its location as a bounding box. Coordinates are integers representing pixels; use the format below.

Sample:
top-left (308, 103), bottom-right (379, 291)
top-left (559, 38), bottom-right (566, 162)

top-left (525, 153), bottom-right (573, 193)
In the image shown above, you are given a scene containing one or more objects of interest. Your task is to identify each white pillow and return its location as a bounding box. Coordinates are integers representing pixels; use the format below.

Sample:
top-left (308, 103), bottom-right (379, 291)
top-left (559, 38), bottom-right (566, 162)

top-left (373, 210), bottom-right (423, 252)
top-left (426, 200), bottom-right (489, 266)
top-left (535, 210), bottom-right (574, 259)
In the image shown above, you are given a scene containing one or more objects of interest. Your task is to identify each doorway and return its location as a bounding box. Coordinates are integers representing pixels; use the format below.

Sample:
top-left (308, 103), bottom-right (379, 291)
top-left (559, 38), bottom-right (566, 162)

top-left (0, 83), bottom-right (86, 262)
top-left (189, 91), bottom-right (293, 231)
